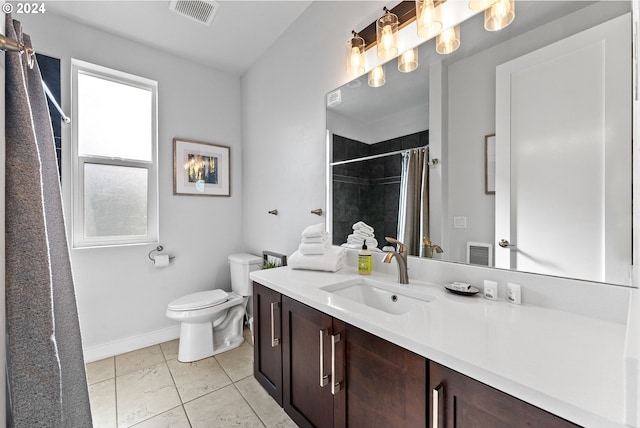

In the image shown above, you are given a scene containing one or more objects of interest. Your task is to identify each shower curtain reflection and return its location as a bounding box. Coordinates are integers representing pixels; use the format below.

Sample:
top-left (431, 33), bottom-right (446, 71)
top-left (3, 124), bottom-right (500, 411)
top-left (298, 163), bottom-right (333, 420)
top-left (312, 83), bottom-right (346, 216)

top-left (397, 148), bottom-right (429, 256)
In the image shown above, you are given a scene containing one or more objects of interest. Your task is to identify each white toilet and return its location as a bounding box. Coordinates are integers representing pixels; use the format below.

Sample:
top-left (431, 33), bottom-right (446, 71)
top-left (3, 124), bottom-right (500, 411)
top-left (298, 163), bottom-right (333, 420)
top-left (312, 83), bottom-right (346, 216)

top-left (166, 253), bottom-right (262, 362)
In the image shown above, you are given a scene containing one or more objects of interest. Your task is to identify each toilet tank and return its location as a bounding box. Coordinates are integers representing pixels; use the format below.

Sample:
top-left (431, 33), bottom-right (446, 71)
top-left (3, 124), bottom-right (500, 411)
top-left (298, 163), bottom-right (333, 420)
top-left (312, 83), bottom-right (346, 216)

top-left (228, 253), bottom-right (263, 296)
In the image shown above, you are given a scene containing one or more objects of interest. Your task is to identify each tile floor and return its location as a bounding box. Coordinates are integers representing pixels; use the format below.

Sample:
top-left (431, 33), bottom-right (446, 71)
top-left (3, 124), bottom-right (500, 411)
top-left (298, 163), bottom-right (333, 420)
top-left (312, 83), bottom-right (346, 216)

top-left (86, 327), bottom-right (297, 427)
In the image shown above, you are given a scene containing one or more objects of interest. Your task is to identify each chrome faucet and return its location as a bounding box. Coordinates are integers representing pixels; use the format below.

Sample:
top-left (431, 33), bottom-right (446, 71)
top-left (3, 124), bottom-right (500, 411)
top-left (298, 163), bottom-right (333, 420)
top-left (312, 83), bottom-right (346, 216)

top-left (383, 237), bottom-right (409, 284)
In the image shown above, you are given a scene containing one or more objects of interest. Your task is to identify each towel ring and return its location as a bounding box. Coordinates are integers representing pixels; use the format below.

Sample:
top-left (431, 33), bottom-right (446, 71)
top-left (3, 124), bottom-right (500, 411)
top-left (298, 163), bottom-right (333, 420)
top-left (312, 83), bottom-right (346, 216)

top-left (148, 245), bottom-right (176, 262)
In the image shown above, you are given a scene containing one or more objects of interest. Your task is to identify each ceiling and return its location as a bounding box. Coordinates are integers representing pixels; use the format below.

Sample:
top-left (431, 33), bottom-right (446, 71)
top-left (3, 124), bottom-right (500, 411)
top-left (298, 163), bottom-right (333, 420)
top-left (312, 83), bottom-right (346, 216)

top-left (44, 1), bottom-right (313, 76)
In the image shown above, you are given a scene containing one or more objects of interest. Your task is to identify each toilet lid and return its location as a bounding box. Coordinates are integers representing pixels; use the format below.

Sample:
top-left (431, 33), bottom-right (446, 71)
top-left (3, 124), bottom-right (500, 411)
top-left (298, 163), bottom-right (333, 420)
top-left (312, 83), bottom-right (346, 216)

top-left (168, 289), bottom-right (229, 311)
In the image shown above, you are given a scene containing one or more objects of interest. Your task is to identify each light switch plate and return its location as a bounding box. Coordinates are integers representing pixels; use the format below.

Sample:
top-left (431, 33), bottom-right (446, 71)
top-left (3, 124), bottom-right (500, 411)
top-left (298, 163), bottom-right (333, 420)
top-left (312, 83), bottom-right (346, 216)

top-left (453, 216), bottom-right (467, 229)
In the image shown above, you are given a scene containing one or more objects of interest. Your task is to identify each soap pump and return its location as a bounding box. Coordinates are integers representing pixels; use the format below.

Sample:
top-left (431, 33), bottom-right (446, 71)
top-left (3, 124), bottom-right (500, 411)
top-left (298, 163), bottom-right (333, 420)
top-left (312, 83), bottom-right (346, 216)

top-left (358, 240), bottom-right (372, 275)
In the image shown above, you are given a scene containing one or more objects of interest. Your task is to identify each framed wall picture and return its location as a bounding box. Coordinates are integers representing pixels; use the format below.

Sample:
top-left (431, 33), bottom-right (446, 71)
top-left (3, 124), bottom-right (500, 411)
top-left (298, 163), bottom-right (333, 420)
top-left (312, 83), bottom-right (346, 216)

top-left (173, 138), bottom-right (230, 196)
top-left (485, 134), bottom-right (496, 195)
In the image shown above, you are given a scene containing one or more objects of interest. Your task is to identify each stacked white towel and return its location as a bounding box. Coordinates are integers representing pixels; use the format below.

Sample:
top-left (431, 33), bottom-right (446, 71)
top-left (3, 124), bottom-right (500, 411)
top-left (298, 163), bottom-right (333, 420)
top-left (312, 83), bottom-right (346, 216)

top-left (343, 221), bottom-right (378, 249)
top-left (289, 223), bottom-right (344, 272)
top-left (298, 223), bottom-right (330, 255)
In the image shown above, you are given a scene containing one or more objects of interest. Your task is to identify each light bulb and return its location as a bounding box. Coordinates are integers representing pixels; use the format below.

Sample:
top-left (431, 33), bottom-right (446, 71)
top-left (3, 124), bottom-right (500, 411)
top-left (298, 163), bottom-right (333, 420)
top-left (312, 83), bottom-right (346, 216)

top-left (484, 0), bottom-right (515, 31)
top-left (368, 65), bottom-right (385, 87)
top-left (416, 0), bottom-right (442, 39)
top-left (346, 32), bottom-right (365, 77)
top-left (436, 26), bottom-right (460, 55)
top-left (398, 48), bottom-right (418, 73)
top-left (376, 9), bottom-right (399, 60)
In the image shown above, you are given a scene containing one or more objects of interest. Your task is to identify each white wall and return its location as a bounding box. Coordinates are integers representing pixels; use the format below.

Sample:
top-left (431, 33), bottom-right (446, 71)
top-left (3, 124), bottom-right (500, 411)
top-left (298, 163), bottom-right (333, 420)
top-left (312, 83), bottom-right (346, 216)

top-left (327, 104), bottom-right (428, 146)
top-left (18, 13), bottom-right (243, 360)
top-left (241, 1), bottom-right (390, 257)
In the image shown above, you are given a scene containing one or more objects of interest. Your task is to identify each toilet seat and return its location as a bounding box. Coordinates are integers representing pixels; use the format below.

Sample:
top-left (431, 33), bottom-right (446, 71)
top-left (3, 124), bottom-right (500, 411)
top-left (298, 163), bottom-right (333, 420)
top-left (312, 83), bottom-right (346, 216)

top-left (168, 289), bottom-right (228, 311)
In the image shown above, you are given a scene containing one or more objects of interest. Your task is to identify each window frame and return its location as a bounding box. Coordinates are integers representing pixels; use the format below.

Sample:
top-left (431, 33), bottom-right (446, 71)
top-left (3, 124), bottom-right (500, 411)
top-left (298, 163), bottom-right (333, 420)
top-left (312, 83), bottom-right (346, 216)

top-left (71, 59), bottom-right (159, 248)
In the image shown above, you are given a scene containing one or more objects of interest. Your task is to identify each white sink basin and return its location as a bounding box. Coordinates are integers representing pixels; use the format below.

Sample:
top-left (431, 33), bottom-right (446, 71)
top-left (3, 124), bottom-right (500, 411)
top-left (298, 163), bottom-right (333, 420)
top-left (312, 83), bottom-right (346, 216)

top-left (322, 278), bottom-right (435, 315)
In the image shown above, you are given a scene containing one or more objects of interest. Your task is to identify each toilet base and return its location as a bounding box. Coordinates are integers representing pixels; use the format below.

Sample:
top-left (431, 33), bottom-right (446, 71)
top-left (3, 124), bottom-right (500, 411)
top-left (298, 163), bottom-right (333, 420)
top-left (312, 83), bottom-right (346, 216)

top-left (177, 304), bottom-right (246, 362)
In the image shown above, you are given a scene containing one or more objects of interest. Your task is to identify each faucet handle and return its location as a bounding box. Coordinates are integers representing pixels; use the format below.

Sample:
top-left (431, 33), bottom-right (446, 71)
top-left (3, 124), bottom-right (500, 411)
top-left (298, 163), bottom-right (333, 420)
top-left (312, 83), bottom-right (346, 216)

top-left (385, 237), bottom-right (407, 255)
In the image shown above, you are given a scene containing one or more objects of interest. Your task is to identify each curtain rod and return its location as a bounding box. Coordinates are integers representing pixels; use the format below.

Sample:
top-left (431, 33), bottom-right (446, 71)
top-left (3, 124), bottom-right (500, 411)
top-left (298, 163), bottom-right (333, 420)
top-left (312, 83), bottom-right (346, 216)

top-left (42, 82), bottom-right (71, 124)
top-left (2, 33), bottom-right (71, 124)
top-left (1, 33), bottom-right (32, 55)
top-left (330, 145), bottom-right (428, 167)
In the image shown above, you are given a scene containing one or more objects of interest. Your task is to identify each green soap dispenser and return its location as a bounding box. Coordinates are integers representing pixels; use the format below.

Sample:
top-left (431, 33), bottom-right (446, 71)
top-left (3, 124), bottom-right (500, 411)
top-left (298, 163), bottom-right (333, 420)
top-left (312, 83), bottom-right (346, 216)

top-left (358, 240), bottom-right (372, 275)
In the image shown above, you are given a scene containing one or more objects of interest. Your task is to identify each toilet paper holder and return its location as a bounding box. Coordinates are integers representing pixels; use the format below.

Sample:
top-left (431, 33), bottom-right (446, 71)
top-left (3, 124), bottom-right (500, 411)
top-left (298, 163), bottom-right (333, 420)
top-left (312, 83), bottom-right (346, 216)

top-left (148, 245), bottom-right (176, 264)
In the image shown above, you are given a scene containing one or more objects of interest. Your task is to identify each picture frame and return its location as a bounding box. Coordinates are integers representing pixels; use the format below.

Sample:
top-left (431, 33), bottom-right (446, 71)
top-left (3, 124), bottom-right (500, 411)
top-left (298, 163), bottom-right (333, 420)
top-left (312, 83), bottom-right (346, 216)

top-left (173, 138), bottom-right (230, 196)
top-left (485, 134), bottom-right (496, 195)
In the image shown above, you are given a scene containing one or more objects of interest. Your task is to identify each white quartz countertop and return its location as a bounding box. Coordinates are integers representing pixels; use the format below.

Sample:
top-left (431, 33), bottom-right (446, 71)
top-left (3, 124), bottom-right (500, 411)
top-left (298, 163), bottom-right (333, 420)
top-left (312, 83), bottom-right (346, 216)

top-left (250, 266), bottom-right (635, 428)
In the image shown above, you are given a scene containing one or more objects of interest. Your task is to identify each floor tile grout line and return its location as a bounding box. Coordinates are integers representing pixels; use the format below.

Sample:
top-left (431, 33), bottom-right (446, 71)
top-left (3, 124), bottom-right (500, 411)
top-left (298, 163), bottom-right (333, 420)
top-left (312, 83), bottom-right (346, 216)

top-left (92, 332), bottom-right (258, 428)
top-left (232, 381), bottom-right (268, 428)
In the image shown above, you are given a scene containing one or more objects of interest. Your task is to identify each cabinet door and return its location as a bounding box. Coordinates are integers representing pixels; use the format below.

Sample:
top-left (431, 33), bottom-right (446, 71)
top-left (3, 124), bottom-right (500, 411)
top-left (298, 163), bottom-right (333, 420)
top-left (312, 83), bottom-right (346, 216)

top-left (282, 296), bottom-right (335, 428)
top-left (429, 361), bottom-right (580, 428)
top-left (334, 322), bottom-right (427, 428)
top-left (253, 282), bottom-right (283, 406)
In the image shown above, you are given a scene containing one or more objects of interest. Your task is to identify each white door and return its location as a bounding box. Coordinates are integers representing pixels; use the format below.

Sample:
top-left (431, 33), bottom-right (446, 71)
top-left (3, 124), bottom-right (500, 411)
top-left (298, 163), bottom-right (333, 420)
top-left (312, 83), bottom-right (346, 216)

top-left (495, 13), bottom-right (631, 284)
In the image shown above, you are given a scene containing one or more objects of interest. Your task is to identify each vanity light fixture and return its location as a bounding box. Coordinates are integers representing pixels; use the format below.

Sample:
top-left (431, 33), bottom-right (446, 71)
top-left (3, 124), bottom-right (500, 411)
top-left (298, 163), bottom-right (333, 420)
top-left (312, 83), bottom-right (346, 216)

top-left (484, 0), bottom-right (515, 31)
top-left (377, 7), bottom-right (399, 60)
top-left (436, 25), bottom-right (460, 54)
top-left (415, 0), bottom-right (443, 39)
top-left (398, 47), bottom-right (418, 73)
top-left (347, 31), bottom-right (366, 77)
top-left (368, 65), bottom-right (386, 87)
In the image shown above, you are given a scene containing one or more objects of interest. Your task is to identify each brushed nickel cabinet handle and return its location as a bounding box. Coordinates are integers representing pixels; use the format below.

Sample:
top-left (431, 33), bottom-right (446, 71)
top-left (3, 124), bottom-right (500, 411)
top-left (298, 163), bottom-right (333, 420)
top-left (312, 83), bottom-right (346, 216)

top-left (432, 384), bottom-right (444, 428)
top-left (331, 333), bottom-right (342, 395)
top-left (270, 302), bottom-right (280, 347)
top-left (319, 329), bottom-right (329, 387)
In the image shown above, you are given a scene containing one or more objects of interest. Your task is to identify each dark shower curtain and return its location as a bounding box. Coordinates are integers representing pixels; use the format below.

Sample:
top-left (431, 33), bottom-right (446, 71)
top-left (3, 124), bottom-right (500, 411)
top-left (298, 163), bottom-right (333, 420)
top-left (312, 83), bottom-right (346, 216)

top-left (4, 14), bottom-right (92, 427)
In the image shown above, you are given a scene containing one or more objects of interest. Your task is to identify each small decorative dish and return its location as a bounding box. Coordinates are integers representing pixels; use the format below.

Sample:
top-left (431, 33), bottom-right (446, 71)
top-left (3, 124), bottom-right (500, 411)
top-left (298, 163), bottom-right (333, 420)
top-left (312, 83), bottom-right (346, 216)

top-left (444, 283), bottom-right (480, 296)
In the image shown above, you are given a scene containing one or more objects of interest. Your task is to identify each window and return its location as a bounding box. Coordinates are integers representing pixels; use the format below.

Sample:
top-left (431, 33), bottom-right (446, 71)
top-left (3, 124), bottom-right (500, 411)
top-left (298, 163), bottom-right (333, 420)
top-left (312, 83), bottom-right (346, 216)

top-left (71, 60), bottom-right (158, 248)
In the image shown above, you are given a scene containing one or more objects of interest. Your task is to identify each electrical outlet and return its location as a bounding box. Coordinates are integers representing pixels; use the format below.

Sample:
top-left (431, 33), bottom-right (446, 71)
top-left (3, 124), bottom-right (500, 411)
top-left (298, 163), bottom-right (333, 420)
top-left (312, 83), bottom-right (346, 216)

top-left (507, 282), bottom-right (522, 305)
top-left (484, 280), bottom-right (497, 300)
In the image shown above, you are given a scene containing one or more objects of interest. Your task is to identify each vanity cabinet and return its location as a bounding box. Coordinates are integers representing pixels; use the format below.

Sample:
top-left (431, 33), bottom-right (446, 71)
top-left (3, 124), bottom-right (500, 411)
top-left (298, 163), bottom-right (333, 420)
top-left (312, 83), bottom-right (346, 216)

top-left (429, 361), bottom-right (580, 428)
top-left (253, 282), bottom-right (283, 406)
top-left (281, 296), bottom-right (335, 428)
top-left (281, 295), bottom-right (427, 428)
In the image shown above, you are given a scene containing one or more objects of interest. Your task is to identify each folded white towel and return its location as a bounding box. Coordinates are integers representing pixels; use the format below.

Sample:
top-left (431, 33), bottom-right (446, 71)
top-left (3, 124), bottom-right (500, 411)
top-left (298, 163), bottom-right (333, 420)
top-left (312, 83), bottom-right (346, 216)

top-left (346, 235), bottom-right (378, 248)
top-left (302, 232), bottom-right (329, 244)
top-left (289, 246), bottom-right (344, 272)
top-left (298, 239), bottom-right (330, 255)
top-left (352, 221), bottom-right (374, 233)
top-left (301, 223), bottom-right (326, 238)
top-left (354, 229), bottom-right (374, 239)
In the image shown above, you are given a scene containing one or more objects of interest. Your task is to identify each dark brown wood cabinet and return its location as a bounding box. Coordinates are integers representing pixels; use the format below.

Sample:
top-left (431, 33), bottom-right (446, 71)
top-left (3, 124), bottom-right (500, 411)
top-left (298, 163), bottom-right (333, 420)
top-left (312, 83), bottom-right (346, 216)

top-left (429, 361), bottom-right (581, 428)
top-left (282, 295), bottom-right (427, 428)
top-left (253, 282), bottom-right (283, 406)
top-left (254, 281), bottom-right (578, 428)
top-left (282, 296), bottom-right (335, 428)
top-left (337, 321), bottom-right (427, 428)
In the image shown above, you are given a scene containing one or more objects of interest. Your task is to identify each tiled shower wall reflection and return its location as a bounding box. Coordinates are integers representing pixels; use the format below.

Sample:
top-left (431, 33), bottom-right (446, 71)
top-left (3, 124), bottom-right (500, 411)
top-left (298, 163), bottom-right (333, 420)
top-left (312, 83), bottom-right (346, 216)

top-left (332, 130), bottom-right (428, 249)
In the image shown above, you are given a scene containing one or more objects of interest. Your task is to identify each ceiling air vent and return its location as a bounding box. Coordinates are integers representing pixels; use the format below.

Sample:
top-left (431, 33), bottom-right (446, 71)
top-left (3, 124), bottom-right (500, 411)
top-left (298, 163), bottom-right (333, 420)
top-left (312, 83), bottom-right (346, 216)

top-left (327, 89), bottom-right (342, 108)
top-left (169, 0), bottom-right (220, 26)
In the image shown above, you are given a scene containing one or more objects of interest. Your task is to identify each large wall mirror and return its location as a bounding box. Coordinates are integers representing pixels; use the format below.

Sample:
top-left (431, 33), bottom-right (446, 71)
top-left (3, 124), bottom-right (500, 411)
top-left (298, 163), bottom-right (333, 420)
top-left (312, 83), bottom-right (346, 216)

top-left (327, 1), bottom-right (636, 287)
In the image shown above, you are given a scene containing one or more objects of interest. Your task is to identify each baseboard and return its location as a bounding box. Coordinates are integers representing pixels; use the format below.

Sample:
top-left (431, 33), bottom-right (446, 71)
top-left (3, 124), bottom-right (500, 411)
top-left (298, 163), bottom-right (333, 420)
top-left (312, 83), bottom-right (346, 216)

top-left (83, 325), bottom-right (181, 363)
